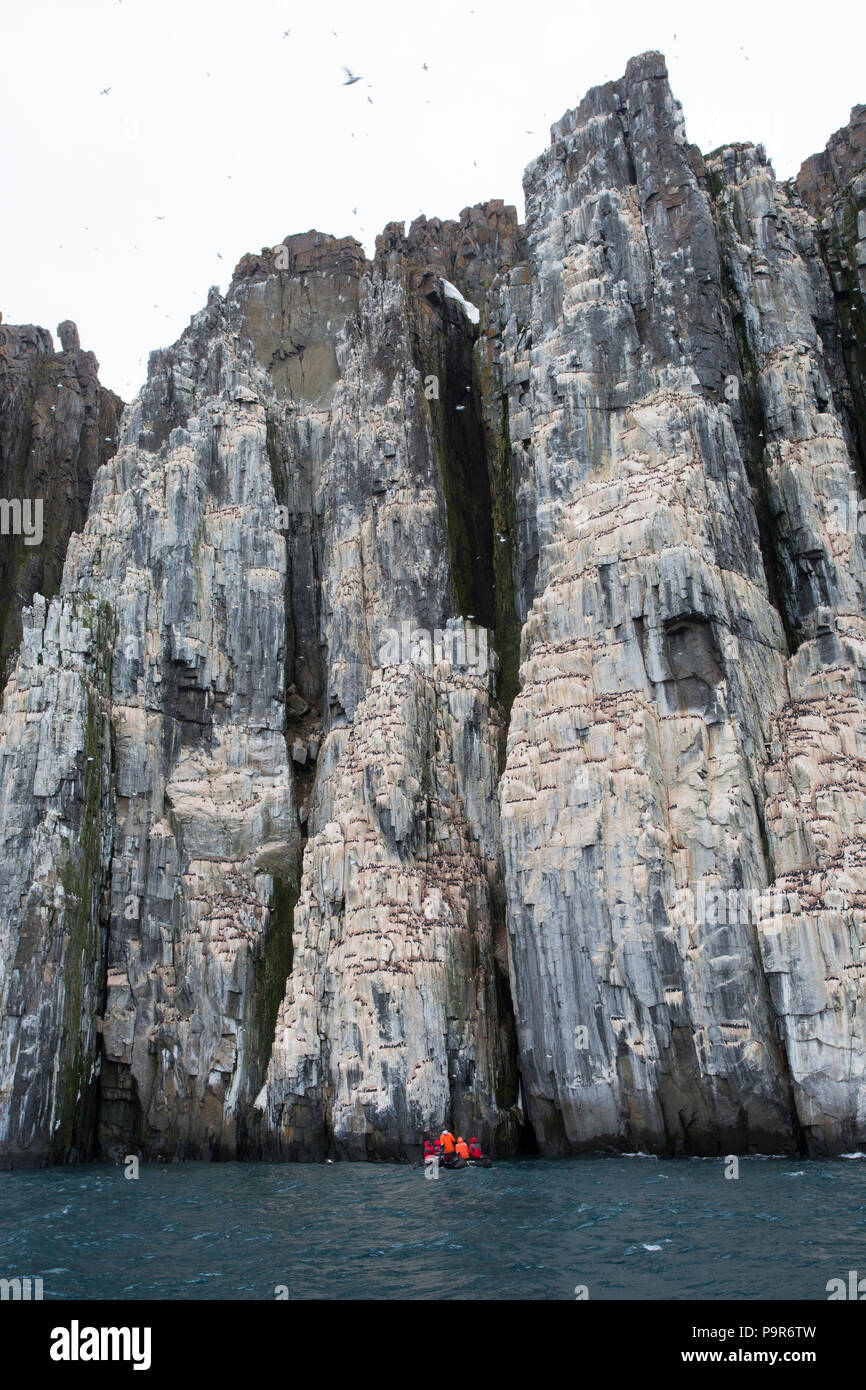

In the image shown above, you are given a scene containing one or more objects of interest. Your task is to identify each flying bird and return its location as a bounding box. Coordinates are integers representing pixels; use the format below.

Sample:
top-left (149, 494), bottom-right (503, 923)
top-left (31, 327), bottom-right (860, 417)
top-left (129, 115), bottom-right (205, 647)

top-left (342, 66), bottom-right (362, 85)
top-left (217, 252), bottom-right (223, 259)
top-left (282, 29), bottom-right (291, 38)
top-left (367, 96), bottom-right (373, 103)
top-left (100, 87), bottom-right (112, 95)
top-left (352, 207), bottom-right (358, 215)
top-left (422, 63), bottom-right (428, 71)
top-left (155, 215), bottom-right (165, 220)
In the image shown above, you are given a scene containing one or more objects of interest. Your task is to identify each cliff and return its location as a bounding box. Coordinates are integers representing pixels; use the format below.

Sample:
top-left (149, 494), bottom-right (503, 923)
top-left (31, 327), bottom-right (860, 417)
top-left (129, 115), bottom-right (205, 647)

top-left (0, 319), bottom-right (122, 682)
top-left (1, 52), bottom-right (865, 1165)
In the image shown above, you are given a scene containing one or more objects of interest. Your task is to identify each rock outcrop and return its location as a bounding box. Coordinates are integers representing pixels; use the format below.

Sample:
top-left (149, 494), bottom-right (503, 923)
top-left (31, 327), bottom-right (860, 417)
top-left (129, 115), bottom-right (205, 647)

top-left (1, 53), bottom-right (865, 1165)
top-left (0, 319), bottom-right (122, 681)
top-left (796, 105), bottom-right (866, 468)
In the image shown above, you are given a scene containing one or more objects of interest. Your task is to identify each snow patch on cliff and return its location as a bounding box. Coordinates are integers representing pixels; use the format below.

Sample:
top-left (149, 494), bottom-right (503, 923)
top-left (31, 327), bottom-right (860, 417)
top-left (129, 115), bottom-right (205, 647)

top-left (441, 278), bottom-right (480, 325)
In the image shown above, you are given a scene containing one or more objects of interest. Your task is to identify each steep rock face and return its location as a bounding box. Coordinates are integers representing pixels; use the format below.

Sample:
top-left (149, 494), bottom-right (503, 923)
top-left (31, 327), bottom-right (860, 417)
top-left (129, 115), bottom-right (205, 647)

top-left (0, 229), bottom-right (522, 1163)
top-left (264, 662), bottom-right (517, 1159)
top-left (0, 594), bottom-right (113, 1162)
top-left (0, 320), bottom-right (122, 681)
top-left (498, 55), bottom-right (796, 1155)
top-left (256, 224), bottom-right (522, 1157)
top-left (2, 53), bottom-right (866, 1166)
top-left (498, 55), bottom-right (866, 1155)
top-left (795, 104), bottom-right (866, 222)
top-left (0, 296), bottom-right (301, 1163)
top-left (795, 106), bottom-right (866, 478)
top-left (708, 143), bottom-right (866, 1152)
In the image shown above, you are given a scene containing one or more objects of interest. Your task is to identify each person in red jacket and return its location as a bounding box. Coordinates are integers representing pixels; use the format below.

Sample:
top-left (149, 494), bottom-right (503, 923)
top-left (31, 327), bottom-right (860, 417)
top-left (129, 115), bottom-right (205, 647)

top-left (468, 1137), bottom-right (482, 1160)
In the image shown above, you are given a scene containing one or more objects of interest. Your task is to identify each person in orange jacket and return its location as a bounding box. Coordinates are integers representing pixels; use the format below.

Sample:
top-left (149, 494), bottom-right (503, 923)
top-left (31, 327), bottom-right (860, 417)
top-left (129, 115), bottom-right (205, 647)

top-left (455, 1136), bottom-right (470, 1161)
top-left (439, 1128), bottom-right (456, 1160)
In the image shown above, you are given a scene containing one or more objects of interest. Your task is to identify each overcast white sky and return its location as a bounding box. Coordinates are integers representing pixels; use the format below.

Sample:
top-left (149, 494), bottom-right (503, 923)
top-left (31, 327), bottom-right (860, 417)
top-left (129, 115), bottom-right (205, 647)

top-left (2, 0), bottom-right (863, 401)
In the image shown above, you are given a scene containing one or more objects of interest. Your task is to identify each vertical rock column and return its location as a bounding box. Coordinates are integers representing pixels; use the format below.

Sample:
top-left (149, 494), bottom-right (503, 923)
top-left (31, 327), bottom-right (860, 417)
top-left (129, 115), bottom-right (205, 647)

top-left (710, 140), bottom-right (866, 1152)
top-left (263, 237), bottom-right (521, 1157)
top-left (0, 594), bottom-right (113, 1165)
top-left (0, 294), bottom-right (301, 1163)
top-left (500, 54), bottom-right (797, 1155)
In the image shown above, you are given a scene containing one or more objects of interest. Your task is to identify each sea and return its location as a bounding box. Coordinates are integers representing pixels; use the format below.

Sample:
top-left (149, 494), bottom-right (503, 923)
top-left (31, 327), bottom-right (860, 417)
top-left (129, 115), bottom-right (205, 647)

top-left (2, 1154), bottom-right (864, 1301)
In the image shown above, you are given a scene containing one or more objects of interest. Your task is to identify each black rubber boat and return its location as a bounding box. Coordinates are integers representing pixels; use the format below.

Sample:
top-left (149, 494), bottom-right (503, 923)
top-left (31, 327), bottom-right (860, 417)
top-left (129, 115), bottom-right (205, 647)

top-left (425, 1156), bottom-right (494, 1171)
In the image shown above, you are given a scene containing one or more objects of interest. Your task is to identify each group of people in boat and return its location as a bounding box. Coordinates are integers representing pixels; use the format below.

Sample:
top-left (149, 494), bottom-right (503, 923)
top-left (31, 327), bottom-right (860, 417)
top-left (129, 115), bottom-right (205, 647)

top-left (423, 1129), bottom-right (490, 1168)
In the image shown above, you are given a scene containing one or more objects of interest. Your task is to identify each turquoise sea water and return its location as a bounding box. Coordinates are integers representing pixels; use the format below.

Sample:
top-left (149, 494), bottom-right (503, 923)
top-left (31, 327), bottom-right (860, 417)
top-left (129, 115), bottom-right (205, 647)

top-left (1, 1155), bottom-right (864, 1300)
